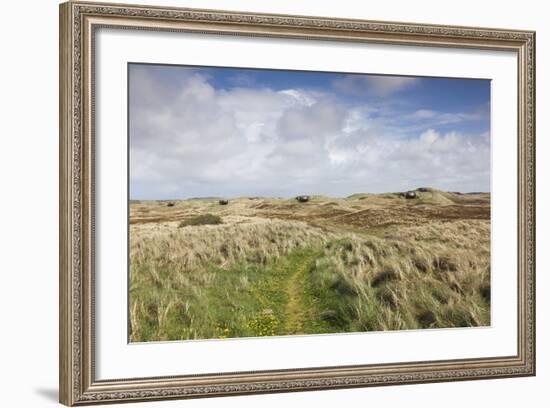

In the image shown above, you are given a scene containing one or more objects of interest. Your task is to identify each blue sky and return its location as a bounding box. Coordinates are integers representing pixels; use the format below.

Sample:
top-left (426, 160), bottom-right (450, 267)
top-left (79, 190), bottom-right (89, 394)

top-left (129, 63), bottom-right (490, 199)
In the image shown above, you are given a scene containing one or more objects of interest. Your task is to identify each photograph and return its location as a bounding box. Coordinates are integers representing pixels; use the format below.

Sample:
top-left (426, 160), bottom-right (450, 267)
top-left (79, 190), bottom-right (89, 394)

top-left (128, 63), bottom-right (492, 342)
top-left (57, 1), bottom-right (536, 404)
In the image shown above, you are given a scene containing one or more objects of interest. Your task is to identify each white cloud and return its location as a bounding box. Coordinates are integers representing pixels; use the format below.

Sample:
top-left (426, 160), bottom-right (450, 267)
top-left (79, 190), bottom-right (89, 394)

top-left (407, 109), bottom-right (487, 125)
top-left (420, 129), bottom-right (439, 144)
top-left (129, 68), bottom-right (490, 199)
top-left (411, 109), bottom-right (437, 119)
top-left (278, 89), bottom-right (317, 107)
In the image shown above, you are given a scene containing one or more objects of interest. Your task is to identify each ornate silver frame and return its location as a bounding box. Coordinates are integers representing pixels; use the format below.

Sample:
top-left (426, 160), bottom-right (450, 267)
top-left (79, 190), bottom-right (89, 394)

top-left (59, 1), bottom-right (536, 405)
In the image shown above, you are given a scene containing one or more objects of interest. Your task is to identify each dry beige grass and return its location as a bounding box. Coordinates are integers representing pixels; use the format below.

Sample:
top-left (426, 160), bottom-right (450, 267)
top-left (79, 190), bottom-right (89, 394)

top-left (130, 217), bottom-right (332, 272)
top-left (309, 220), bottom-right (490, 331)
top-left (129, 190), bottom-right (491, 341)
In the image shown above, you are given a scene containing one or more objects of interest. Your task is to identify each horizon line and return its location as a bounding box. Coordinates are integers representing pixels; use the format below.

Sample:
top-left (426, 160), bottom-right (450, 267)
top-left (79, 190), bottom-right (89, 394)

top-left (129, 189), bottom-right (491, 201)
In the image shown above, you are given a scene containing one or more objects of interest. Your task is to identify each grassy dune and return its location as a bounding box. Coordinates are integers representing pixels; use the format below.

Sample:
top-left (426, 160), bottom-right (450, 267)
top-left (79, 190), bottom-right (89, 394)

top-left (129, 189), bottom-right (490, 342)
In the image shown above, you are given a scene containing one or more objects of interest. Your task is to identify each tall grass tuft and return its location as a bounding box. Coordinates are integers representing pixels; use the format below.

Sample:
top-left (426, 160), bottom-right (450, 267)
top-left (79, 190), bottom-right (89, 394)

top-left (307, 220), bottom-right (490, 332)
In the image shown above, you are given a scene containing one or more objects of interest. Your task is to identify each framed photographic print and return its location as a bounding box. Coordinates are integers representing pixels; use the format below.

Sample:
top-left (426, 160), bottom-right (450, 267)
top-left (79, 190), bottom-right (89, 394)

top-left (59, 1), bottom-right (536, 405)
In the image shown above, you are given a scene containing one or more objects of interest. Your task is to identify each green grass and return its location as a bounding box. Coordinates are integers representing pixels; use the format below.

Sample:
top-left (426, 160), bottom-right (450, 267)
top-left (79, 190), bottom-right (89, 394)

top-left (129, 195), bottom-right (491, 342)
top-left (304, 236), bottom-right (490, 332)
top-left (130, 232), bottom-right (490, 341)
top-left (130, 246), bottom-right (327, 341)
top-left (178, 213), bottom-right (223, 227)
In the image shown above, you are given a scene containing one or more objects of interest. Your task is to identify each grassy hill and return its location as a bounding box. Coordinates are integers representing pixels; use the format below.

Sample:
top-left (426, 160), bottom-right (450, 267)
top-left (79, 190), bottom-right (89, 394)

top-left (129, 190), bottom-right (491, 342)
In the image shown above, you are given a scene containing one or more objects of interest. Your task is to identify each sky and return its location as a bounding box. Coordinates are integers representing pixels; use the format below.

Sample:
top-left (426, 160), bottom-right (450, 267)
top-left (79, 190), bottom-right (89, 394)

top-left (129, 63), bottom-right (490, 199)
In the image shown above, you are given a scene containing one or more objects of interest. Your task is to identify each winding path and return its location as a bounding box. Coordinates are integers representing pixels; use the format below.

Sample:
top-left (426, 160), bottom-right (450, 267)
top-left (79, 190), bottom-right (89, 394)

top-left (284, 252), bottom-right (317, 335)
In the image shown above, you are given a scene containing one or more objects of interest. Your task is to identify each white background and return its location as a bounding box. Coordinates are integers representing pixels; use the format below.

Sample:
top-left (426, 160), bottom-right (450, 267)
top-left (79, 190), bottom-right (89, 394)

top-left (0, 0), bottom-right (546, 407)
top-left (96, 28), bottom-right (518, 379)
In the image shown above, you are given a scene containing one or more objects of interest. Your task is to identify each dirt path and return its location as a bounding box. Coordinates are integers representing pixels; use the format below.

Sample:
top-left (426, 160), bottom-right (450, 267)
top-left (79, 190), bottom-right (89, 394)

top-left (284, 252), bottom-right (317, 335)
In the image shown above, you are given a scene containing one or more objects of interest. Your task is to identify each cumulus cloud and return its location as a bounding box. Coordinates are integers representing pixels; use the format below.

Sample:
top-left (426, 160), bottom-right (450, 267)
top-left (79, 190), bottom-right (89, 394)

top-left (129, 66), bottom-right (490, 199)
top-left (332, 75), bottom-right (419, 97)
top-left (406, 108), bottom-right (487, 126)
